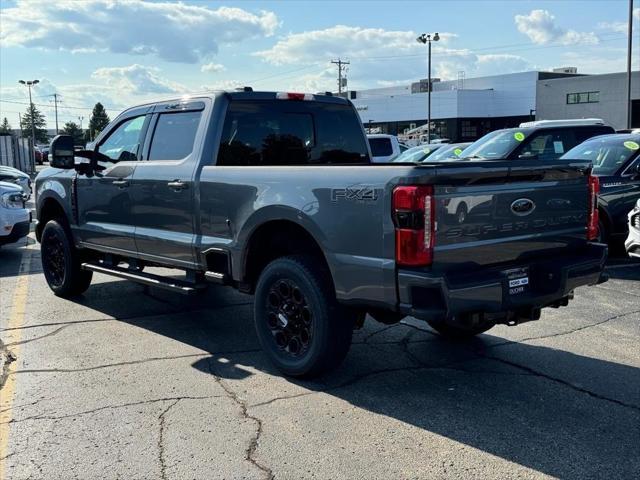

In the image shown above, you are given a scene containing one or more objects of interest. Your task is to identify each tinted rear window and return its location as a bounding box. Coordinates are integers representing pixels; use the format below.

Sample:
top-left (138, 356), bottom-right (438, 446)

top-left (217, 100), bottom-right (369, 166)
top-left (369, 138), bottom-right (393, 157)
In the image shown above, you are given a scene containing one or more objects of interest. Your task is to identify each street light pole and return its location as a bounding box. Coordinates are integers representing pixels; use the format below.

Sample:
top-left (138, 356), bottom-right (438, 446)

top-left (417, 33), bottom-right (439, 144)
top-left (18, 79), bottom-right (39, 173)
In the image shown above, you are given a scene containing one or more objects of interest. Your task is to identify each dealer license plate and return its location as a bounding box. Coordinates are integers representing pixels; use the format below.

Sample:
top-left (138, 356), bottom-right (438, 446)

top-left (505, 267), bottom-right (529, 295)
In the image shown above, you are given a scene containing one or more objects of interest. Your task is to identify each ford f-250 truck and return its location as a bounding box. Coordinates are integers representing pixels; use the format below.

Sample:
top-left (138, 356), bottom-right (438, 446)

top-left (35, 90), bottom-right (607, 377)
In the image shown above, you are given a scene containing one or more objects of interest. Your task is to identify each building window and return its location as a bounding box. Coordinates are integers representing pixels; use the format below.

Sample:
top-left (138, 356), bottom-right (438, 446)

top-left (461, 120), bottom-right (477, 138)
top-left (567, 91), bottom-right (599, 104)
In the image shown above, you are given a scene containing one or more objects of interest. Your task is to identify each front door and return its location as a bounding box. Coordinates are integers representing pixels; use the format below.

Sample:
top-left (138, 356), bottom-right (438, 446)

top-left (130, 104), bottom-right (205, 268)
top-left (76, 114), bottom-right (149, 254)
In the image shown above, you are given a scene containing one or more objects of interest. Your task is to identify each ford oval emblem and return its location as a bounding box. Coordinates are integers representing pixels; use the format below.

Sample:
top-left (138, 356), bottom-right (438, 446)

top-left (511, 198), bottom-right (536, 216)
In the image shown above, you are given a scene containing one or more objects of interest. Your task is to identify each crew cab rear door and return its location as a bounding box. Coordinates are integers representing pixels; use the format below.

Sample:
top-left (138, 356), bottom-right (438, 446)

top-left (129, 100), bottom-right (207, 268)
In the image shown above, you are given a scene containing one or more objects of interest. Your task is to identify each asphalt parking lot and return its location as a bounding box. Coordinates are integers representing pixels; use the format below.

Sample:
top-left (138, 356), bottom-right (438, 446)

top-left (1, 232), bottom-right (639, 479)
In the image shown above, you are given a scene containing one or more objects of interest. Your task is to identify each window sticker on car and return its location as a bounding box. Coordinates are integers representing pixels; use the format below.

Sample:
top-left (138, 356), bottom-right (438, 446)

top-left (454, 148), bottom-right (462, 156)
top-left (623, 141), bottom-right (639, 151)
top-left (514, 132), bottom-right (525, 142)
top-left (553, 141), bottom-right (564, 154)
top-left (423, 148), bottom-right (431, 154)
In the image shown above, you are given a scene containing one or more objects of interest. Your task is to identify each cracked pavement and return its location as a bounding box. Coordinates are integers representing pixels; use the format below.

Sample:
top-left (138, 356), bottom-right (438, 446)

top-left (1, 237), bottom-right (639, 479)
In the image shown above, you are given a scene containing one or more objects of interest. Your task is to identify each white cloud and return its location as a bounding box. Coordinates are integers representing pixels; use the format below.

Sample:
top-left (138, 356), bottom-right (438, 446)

top-left (433, 51), bottom-right (533, 80)
top-left (91, 64), bottom-right (185, 95)
top-left (0, 0), bottom-right (278, 63)
top-left (597, 21), bottom-right (628, 34)
top-left (201, 63), bottom-right (226, 73)
top-left (255, 25), bottom-right (456, 66)
top-left (602, 7), bottom-right (640, 32)
top-left (200, 80), bottom-right (244, 91)
top-left (515, 10), bottom-right (598, 45)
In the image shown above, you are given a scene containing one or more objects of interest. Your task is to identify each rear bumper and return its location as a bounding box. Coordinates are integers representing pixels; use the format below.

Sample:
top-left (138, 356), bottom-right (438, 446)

top-left (398, 243), bottom-right (608, 324)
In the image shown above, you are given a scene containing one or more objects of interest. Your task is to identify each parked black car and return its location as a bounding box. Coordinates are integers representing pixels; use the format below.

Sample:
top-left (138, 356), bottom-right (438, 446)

top-left (626, 199), bottom-right (640, 258)
top-left (561, 133), bottom-right (640, 244)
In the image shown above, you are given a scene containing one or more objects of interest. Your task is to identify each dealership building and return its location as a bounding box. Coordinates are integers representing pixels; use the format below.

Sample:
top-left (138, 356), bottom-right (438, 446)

top-left (348, 69), bottom-right (640, 142)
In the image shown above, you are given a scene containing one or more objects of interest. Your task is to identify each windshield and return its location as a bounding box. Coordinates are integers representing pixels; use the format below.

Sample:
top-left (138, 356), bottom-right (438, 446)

top-left (561, 137), bottom-right (639, 176)
top-left (427, 143), bottom-right (471, 161)
top-left (459, 130), bottom-right (526, 160)
top-left (392, 145), bottom-right (440, 163)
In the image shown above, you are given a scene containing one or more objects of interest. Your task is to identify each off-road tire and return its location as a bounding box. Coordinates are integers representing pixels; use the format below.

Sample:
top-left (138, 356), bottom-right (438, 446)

top-left (254, 255), bottom-right (354, 378)
top-left (41, 220), bottom-right (92, 297)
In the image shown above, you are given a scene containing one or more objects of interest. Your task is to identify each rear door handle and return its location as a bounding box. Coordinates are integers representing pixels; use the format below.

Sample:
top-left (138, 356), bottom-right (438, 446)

top-left (112, 179), bottom-right (129, 187)
top-left (167, 180), bottom-right (188, 191)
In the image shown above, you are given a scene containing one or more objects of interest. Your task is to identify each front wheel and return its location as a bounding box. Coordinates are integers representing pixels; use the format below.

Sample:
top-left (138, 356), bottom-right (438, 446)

top-left (41, 220), bottom-right (92, 297)
top-left (254, 255), bottom-right (354, 378)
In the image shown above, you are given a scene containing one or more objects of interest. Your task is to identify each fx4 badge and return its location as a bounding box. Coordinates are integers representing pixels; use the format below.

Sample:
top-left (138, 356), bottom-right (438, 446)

top-left (331, 186), bottom-right (378, 202)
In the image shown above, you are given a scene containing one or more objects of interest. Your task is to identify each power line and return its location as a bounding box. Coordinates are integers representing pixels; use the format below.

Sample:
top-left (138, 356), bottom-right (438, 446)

top-left (0, 98), bottom-right (118, 111)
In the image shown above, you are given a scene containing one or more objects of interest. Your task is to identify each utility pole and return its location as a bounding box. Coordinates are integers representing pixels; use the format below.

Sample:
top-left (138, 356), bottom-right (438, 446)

top-left (331, 58), bottom-right (350, 95)
top-left (626, 0), bottom-right (634, 129)
top-left (78, 116), bottom-right (84, 131)
top-left (52, 93), bottom-right (60, 133)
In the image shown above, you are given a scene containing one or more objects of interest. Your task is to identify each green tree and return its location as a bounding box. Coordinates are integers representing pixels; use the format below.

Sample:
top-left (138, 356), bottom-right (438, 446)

top-left (0, 117), bottom-right (11, 134)
top-left (61, 121), bottom-right (84, 145)
top-left (88, 102), bottom-right (110, 140)
top-left (20, 104), bottom-right (48, 143)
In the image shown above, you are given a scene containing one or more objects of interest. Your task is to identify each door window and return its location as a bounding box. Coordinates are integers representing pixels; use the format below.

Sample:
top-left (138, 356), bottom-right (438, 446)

top-left (148, 111), bottom-right (202, 160)
top-left (98, 116), bottom-right (145, 163)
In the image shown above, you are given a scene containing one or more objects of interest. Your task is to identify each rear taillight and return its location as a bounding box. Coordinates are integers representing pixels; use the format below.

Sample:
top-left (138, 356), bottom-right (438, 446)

top-left (392, 185), bottom-right (435, 266)
top-left (587, 175), bottom-right (599, 241)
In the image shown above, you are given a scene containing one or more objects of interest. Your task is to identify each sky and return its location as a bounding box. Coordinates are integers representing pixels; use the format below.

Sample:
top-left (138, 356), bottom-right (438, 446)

top-left (0, 0), bottom-right (638, 129)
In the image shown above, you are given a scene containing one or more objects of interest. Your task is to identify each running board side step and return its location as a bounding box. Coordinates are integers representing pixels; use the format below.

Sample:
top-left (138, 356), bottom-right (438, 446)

top-left (81, 262), bottom-right (207, 295)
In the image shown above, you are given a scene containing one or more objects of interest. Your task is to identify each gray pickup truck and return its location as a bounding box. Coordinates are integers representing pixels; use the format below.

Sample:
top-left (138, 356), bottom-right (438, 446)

top-left (36, 90), bottom-right (607, 377)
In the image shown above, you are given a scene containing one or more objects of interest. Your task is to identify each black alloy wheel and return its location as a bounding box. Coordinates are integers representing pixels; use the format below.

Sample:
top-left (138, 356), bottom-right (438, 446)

top-left (266, 279), bottom-right (313, 358)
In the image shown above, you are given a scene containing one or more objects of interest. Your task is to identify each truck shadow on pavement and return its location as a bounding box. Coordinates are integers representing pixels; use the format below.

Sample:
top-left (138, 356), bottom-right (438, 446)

top-left (64, 274), bottom-right (640, 480)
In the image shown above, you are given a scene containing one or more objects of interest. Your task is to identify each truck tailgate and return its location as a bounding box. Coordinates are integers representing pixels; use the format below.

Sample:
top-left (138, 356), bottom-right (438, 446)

top-left (419, 160), bottom-right (593, 275)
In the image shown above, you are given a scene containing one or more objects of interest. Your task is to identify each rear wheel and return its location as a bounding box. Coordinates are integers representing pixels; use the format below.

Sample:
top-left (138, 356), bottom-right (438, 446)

top-left (254, 255), bottom-right (354, 378)
top-left (427, 319), bottom-right (495, 340)
top-left (41, 220), bottom-right (92, 297)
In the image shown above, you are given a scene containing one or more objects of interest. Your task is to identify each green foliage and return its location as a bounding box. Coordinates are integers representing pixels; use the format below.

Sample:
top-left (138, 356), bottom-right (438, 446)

top-left (88, 102), bottom-right (110, 140)
top-left (0, 117), bottom-right (11, 134)
top-left (61, 121), bottom-right (85, 145)
top-left (20, 104), bottom-right (48, 143)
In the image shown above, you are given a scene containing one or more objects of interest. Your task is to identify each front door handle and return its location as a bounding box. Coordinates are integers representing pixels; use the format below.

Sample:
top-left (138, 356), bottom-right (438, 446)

top-left (112, 179), bottom-right (129, 187)
top-left (167, 180), bottom-right (188, 191)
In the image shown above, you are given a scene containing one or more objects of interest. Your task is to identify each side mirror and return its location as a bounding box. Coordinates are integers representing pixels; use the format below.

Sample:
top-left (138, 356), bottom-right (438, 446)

top-left (634, 163), bottom-right (640, 179)
top-left (49, 135), bottom-right (76, 169)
